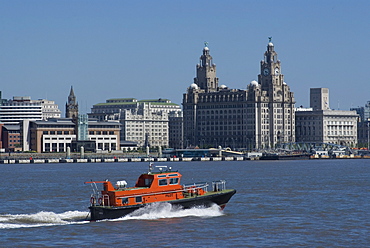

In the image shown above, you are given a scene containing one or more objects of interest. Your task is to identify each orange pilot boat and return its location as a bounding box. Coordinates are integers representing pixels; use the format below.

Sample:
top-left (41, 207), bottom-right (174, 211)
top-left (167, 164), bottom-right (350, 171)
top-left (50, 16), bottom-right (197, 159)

top-left (85, 163), bottom-right (236, 221)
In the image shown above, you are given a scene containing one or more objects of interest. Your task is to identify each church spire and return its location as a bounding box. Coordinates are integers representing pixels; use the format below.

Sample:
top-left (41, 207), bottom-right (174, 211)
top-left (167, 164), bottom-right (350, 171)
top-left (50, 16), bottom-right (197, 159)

top-left (69, 86), bottom-right (75, 99)
top-left (66, 86), bottom-right (78, 118)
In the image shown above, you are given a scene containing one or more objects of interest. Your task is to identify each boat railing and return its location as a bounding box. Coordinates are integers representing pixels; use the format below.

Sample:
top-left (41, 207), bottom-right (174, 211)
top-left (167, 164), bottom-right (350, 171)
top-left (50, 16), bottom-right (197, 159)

top-left (212, 180), bottom-right (226, 192)
top-left (183, 182), bottom-right (209, 192)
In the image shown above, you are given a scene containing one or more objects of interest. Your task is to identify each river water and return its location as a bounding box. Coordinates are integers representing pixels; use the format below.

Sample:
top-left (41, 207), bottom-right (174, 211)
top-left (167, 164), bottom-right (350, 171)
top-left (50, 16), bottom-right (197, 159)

top-left (1, 159), bottom-right (369, 247)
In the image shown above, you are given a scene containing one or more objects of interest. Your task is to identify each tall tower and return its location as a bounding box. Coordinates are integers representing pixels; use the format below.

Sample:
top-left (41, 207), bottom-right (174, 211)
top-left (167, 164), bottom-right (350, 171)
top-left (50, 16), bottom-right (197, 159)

top-left (66, 86), bottom-right (78, 119)
top-left (247, 38), bottom-right (295, 149)
top-left (183, 43), bottom-right (248, 149)
top-left (310, 88), bottom-right (329, 110)
top-left (194, 42), bottom-right (219, 92)
top-left (259, 38), bottom-right (282, 91)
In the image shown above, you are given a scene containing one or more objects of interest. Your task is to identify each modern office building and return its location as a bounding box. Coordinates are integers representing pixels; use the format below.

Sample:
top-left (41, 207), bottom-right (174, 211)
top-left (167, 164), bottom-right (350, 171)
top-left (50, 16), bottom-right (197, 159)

top-left (0, 96), bottom-right (61, 151)
top-left (29, 118), bottom-right (121, 153)
top-left (351, 100), bottom-right (370, 148)
top-left (0, 96), bottom-right (61, 125)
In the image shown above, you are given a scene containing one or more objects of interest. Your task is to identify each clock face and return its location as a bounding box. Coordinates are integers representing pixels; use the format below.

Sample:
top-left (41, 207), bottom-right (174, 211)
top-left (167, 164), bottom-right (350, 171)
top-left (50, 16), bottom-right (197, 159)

top-left (263, 68), bottom-right (270, 76)
top-left (275, 67), bottom-right (279, 75)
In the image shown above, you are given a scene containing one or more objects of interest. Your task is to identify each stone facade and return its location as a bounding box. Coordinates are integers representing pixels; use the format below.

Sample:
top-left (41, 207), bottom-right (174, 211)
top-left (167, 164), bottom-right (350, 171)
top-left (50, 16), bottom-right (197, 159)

top-left (183, 44), bottom-right (248, 149)
top-left (168, 111), bottom-right (183, 149)
top-left (296, 109), bottom-right (358, 146)
top-left (183, 41), bottom-right (296, 149)
top-left (89, 98), bottom-right (181, 148)
top-left (246, 41), bottom-right (296, 149)
top-left (120, 103), bottom-right (169, 148)
top-left (310, 88), bottom-right (330, 110)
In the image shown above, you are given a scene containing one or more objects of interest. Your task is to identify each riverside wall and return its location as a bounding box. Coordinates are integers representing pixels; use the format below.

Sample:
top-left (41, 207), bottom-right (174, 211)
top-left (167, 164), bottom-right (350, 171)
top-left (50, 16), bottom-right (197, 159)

top-left (0, 152), bottom-right (369, 164)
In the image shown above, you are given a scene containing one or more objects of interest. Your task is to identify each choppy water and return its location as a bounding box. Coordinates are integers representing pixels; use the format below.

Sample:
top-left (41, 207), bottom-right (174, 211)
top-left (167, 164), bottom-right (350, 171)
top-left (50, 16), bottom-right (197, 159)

top-left (1, 159), bottom-right (370, 247)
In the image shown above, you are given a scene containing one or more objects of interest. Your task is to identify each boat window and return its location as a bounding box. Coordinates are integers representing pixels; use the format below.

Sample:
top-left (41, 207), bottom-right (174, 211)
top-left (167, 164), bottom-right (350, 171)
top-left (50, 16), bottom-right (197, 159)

top-left (144, 178), bottom-right (153, 187)
top-left (135, 196), bottom-right (142, 203)
top-left (157, 175), bottom-right (166, 178)
top-left (168, 174), bottom-right (178, 177)
top-left (169, 178), bottom-right (179, 185)
top-left (158, 179), bottom-right (168, 186)
top-left (121, 198), bottom-right (128, 205)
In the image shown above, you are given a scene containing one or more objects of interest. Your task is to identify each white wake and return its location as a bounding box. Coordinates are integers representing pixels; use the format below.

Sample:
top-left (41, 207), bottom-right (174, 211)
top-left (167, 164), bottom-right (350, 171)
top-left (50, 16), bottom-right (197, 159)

top-left (1, 204), bottom-right (224, 228)
top-left (0, 210), bottom-right (89, 229)
top-left (113, 203), bottom-right (224, 221)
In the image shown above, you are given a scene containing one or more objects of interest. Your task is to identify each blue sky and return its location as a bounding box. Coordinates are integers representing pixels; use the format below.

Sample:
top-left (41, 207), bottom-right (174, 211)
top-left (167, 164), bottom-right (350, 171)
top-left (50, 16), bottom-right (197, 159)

top-left (0, 0), bottom-right (369, 114)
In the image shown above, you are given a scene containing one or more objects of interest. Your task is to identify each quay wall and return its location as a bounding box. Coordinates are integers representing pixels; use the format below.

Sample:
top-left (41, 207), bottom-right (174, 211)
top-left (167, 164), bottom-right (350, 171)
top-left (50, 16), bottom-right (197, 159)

top-left (0, 154), bottom-right (369, 164)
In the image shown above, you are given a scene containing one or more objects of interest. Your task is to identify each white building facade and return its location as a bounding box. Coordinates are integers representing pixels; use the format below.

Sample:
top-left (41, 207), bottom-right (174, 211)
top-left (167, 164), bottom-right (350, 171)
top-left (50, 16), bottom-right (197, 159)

top-left (296, 109), bottom-right (358, 147)
top-left (89, 98), bottom-right (181, 148)
top-left (120, 103), bottom-right (169, 148)
top-left (0, 96), bottom-right (61, 125)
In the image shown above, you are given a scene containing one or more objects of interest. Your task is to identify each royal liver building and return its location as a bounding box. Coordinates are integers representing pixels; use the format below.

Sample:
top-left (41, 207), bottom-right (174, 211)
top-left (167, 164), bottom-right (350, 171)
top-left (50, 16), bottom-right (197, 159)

top-left (182, 44), bottom-right (248, 149)
top-left (247, 40), bottom-right (295, 149)
top-left (183, 40), bottom-right (295, 149)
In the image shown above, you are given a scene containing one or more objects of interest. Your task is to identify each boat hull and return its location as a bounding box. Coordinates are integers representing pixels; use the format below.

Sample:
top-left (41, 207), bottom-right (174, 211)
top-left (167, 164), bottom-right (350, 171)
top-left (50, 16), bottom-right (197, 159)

top-left (89, 189), bottom-right (236, 221)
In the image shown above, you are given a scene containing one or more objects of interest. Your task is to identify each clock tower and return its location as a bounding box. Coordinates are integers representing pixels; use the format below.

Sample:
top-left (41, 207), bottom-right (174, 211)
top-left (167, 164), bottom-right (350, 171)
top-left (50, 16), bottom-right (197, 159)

top-left (259, 37), bottom-right (282, 91)
top-left (247, 38), bottom-right (295, 149)
top-left (194, 42), bottom-right (219, 92)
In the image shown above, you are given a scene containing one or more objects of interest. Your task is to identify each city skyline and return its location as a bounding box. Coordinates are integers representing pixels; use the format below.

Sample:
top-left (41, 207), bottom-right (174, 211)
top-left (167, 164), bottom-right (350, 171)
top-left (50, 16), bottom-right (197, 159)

top-left (1, 1), bottom-right (369, 114)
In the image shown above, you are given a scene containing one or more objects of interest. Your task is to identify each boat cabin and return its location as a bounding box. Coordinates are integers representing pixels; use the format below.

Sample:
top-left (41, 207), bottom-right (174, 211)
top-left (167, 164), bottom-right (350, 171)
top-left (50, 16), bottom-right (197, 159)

top-left (98, 166), bottom-right (187, 207)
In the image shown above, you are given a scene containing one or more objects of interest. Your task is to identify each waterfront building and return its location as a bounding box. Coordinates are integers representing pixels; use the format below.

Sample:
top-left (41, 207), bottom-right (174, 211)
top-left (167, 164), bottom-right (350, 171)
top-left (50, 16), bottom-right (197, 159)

top-left (0, 96), bottom-right (61, 125)
top-left (296, 110), bottom-right (358, 146)
top-left (357, 120), bottom-right (370, 148)
top-left (29, 118), bottom-right (120, 153)
top-left (1, 124), bottom-right (21, 151)
top-left (89, 98), bottom-right (181, 121)
top-left (351, 101), bottom-right (370, 122)
top-left (168, 111), bottom-right (183, 149)
top-left (0, 96), bottom-right (61, 151)
top-left (183, 40), bottom-right (296, 149)
top-left (89, 98), bottom-right (181, 148)
top-left (182, 43), bottom-right (248, 149)
top-left (0, 97), bottom-right (42, 125)
top-left (39, 99), bottom-right (62, 120)
top-left (351, 100), bottom-right (370, 148)
top-left (246, 40), bottom-right (296, 149)
top-left (296, 88), bottom-right (358, 147)
top-left (119, 103), bottom-right (169, 148)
